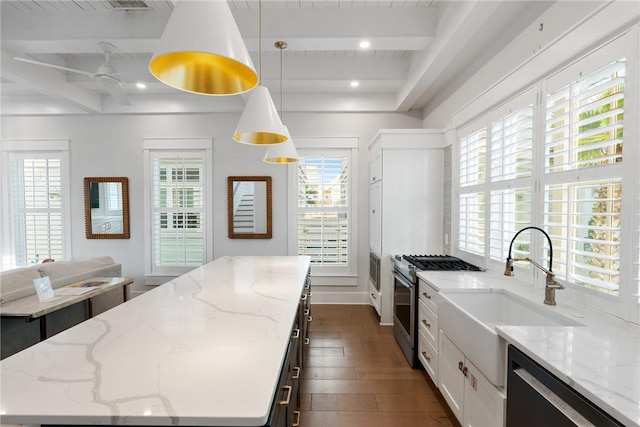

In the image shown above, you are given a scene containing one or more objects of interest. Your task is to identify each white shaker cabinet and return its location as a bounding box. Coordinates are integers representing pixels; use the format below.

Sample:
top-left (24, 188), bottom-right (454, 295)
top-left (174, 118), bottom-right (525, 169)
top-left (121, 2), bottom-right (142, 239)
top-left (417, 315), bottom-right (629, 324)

top-left (417, 279), bottom-right (440, 385)
top-left (439, 333), bottom-right (506, 427)
top-left (368, 129), bottom-right (446, 325)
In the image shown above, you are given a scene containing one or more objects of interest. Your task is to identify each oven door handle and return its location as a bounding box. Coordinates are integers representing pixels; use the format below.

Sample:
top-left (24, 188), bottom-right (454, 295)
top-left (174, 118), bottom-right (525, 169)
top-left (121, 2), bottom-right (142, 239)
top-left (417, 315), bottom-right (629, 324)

top-left (393, 270), bottom-right (414, 289)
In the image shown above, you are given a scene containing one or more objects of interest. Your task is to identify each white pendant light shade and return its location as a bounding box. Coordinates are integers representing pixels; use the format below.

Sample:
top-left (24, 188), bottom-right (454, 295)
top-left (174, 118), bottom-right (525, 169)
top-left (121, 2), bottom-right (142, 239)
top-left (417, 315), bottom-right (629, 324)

top-left (149, 1), bottom-right (258, 96)
top-left (234, 85), bottom-right (288, 145)
top-left (264, 127), bottom-right (299, 163)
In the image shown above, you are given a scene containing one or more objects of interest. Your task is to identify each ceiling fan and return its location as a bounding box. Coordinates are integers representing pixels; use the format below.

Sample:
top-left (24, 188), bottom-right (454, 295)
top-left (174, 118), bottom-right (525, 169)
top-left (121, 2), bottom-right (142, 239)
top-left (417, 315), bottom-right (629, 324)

top-left (14, 42), bottom-right (130, 105)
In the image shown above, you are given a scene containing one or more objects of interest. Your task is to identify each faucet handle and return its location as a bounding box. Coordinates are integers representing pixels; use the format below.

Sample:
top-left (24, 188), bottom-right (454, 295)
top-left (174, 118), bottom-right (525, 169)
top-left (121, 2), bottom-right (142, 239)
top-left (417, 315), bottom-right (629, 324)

top-left (504, 259), bottom-right (514, 276)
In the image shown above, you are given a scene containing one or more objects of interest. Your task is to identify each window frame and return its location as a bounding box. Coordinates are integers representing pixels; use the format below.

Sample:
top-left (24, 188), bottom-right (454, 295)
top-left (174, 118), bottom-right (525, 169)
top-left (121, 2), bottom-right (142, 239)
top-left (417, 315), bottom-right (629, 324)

top-left (142, 138), bottom-right (213, 278)
top-left (288, 137), bottom-right (358, 278)
top-left (0, 140), bottom-right (71, 270)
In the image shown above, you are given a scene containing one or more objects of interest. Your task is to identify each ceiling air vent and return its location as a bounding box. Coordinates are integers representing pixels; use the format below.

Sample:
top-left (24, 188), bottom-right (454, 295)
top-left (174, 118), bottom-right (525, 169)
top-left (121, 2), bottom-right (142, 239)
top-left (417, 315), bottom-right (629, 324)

top-left (107, 0), bottom-right (149, 10)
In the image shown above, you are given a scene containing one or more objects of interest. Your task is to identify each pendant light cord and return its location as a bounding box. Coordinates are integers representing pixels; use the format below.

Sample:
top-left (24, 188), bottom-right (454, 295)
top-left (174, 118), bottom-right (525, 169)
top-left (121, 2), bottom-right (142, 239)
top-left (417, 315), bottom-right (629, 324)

top-left (258, 0), bottom-right (262, 84)
top-left (275, 40), bottom-right (287, 120)
top-left (279, 44), bottom-right (283, 119)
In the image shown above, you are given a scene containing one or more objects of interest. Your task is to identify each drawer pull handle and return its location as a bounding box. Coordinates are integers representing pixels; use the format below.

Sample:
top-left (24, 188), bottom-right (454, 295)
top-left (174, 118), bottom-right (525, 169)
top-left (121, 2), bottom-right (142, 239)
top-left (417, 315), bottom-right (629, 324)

top-left (304, 337), bottom-right (310, 345)
top-left (301, 293), bottom-right (308, 301)
top-left (462, 366), bottom-right (468, 377)
top-left (422, 319), bottom-right (431, 328)
top-left (458, 361), bottom-right (464, 371)
top-left (308, 315), bottom-right (313, 322)
top-left (422, 292), bottom-right (431, 299)
top-left (292, 329), bottom-right (300, 340)
top-left (293, 366), bottom-right (301, 379)
top-left (279, 385), bottom-right (292, 406)
top-left (371, 293), bottom-right (377, 299)
top-left (292, 410), bottom-right (301, 427)
top-left (304, 308), bottom-right (310, 316)
top-left (421, 351), bottom-right (431, 362)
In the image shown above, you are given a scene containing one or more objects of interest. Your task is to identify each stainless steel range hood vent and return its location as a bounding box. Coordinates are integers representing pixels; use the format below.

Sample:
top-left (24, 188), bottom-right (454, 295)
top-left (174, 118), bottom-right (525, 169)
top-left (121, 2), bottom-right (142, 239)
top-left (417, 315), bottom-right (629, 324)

top-left (107, 0), bottom-right (149, 10)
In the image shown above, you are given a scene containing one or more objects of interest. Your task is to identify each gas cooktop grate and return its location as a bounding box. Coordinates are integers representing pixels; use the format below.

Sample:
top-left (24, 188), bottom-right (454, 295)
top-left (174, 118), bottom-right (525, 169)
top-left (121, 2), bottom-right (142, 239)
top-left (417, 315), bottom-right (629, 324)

top-left (403, 255), bottom-right (483, 271)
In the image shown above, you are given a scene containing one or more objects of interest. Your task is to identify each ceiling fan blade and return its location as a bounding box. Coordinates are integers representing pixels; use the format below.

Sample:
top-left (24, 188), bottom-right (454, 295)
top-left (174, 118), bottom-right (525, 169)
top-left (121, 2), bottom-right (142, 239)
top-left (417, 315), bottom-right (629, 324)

top-left (14, 57), bottom-right (95, 78)
top-left (96, 75), bottom-right (130, 106)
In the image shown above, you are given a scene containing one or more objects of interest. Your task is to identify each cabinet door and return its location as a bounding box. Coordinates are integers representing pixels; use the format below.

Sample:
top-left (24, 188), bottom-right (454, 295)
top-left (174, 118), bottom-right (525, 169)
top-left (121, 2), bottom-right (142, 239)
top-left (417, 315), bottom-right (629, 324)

top-left (439, 333), bottom-right (465, 425)
top-left (369, 149), bottom-right (382, 183)
top-left (463, 359), bottom-right (505, 427)
top-left (369, 181), bottom-right (382, 255)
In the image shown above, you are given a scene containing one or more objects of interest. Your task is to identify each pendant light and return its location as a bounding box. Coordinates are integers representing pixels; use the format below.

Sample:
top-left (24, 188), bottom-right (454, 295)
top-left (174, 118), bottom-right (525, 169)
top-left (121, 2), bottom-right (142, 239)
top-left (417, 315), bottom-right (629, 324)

top-left (233, 1), bottom-right (288, 146)
top-left (150, 1), bottom-right (258, 96)
top-left (264, 41), bottom-right (299, 164)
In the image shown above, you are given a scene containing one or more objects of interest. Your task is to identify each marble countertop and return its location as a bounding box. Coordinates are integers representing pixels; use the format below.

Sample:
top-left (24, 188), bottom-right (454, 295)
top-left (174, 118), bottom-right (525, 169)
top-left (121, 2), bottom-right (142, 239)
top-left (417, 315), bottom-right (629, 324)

top-left (417, 268), bottom-right (640, 427)
top-left (0, 256), bottom-right (311, 426)
top-left (0, 276), bottom-right (133, 318)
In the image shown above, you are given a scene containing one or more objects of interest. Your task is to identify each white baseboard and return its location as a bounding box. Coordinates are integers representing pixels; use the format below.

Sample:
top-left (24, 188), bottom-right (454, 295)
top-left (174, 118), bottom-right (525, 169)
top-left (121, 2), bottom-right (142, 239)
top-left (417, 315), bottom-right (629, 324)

top-left (309, 291), bottom-right (370, 305)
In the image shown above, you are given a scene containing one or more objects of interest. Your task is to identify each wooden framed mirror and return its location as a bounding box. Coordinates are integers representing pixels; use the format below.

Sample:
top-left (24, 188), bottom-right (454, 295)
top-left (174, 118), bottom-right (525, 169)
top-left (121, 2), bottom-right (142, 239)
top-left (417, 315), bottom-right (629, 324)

top-left (227, 176), bottom-right (272, 239)
top-left (84, 177), bottom-right (130, 239)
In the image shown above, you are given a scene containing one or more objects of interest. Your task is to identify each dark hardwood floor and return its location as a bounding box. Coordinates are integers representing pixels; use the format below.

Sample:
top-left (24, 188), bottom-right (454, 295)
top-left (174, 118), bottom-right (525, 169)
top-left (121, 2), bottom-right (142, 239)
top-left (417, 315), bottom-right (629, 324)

top-left (300, 304), bottom-right (460, 427)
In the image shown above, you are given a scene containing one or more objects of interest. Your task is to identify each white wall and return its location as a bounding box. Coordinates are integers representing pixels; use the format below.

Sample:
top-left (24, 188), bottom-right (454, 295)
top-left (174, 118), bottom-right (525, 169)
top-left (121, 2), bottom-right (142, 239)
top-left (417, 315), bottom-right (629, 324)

top-left (0, 111), bottom-right (423, 296)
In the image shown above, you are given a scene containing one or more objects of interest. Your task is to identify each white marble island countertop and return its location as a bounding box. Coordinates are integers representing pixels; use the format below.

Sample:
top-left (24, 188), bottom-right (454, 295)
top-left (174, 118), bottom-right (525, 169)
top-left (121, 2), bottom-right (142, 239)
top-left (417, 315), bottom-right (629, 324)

top-left (417, 268), bottom-right (640, 427)
top-left (0, 256), bottom-right (311, 426)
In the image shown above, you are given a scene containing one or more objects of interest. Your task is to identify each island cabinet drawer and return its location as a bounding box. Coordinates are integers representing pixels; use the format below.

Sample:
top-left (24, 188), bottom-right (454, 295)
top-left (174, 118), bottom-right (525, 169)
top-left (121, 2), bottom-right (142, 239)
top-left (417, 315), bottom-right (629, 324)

top-left (418, 279), bottom-right (439, 314)
top-left (418, 299), bottom-right (438, 349)
top-left (269, 326), bottom-right (303, 427)
top-left (418, 329), bottom-right (438, 386)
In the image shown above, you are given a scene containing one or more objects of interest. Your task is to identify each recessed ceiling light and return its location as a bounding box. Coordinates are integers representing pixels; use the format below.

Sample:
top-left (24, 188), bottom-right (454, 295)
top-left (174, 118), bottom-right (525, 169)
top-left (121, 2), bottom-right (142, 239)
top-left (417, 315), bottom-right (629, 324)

top-left (359, 41), bottom-right (370, 49)
top-left (136, 82), bottom-right (147, 89)
top-left (350, 81), bottom-right (359, 87)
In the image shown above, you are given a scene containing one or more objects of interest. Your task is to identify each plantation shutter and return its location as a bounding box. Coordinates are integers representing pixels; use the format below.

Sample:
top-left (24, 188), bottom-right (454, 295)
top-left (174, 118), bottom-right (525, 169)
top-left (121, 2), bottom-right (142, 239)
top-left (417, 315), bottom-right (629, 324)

top-left (488, 102), bottom-right (534, 262)
top-left (10, 155), bottom-right (63, 266)
top-left (490, 105), bottom-right (534, 181)
top-left (458, 128), bottom-right (487, 256)
top-left (297, 155), bottom-right (349, 267)
top-left (151, 154), bottom-right (205, 271)
top-left (489, 188), bottom-right (532, 261)
top-left (543, 58), bottom-right (625, 295)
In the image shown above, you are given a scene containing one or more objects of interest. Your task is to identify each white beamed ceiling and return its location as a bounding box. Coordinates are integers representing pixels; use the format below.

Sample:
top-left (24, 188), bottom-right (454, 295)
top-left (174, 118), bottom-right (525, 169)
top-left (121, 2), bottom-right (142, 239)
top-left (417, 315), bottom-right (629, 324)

top-left (0, 0), bottom-right (547, 115)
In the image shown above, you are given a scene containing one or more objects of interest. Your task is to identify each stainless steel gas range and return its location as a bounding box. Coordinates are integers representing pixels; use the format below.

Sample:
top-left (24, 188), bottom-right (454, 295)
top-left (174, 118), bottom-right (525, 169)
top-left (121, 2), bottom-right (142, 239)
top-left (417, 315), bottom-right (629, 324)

top-left (392, 254), bottom-right (483, 368)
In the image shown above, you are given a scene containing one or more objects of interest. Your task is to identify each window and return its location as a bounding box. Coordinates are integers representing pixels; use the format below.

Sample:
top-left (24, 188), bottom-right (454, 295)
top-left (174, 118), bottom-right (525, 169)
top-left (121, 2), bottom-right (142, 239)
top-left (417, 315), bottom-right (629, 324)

top-left (297, 154), bottom-right (349, 267)
top-left (143, 139), bottom-right (212, 277)
top-left (0, 140), bottom-right (70, 270)
top-left (454, 36), bottom-right (637, 321)
top-left (543, 58), bottom-right (625, 295)
top-left (291, 140), bottom-right (358, 277)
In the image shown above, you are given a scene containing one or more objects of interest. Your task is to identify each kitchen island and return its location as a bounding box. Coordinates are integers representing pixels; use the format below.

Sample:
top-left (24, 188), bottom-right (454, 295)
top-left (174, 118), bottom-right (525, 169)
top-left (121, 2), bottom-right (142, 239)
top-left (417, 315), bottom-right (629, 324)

top-left (0, 256), bottom-right (311, 426)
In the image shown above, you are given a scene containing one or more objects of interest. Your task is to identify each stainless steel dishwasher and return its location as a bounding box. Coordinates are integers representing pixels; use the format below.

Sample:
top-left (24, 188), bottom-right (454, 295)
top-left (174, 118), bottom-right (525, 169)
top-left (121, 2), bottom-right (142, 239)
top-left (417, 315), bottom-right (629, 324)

top-left (507, 345), bottom-right (623, 426)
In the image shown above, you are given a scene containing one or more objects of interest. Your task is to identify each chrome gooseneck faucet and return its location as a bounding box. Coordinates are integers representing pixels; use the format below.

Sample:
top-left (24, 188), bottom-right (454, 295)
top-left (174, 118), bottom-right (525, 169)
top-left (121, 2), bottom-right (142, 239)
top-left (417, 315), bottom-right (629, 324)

top-left (504, 226), bottom-right (564, 305)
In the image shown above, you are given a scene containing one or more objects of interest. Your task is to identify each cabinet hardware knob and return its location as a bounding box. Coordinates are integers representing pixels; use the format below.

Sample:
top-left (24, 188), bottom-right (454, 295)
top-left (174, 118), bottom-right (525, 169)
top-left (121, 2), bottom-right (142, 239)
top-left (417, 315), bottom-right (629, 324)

top-left (372, 209), bottom-right (376, 213)
top-left (462, 366), bottom-right (468, 377)
top-left (301, 293), bottom-right (308, 301)
top-left (422, 319), bottom-right (431, 328)
top-left (293, 366), bottom-right (301, 379)
top-left (304, 337), bottom-right (310, 345)
top-left (308, 315), bottom-right (313, 322)
top-left (422, 292), bottom-right (431, 299)
top-left (292, 328), bottom-right (300, 340)
top-left (278, 385), bottom-right (293, 406)
top-left (458, 361), bottom-right (464, 371)
top-left (371, 293), bottom-right (377, 299)
top-left (421, 351), bottom-right (431, 361)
